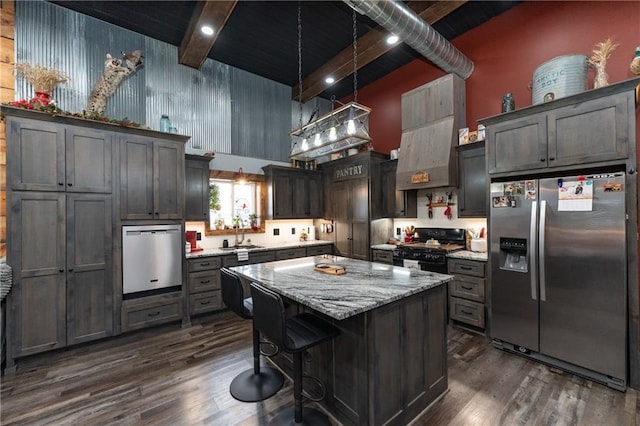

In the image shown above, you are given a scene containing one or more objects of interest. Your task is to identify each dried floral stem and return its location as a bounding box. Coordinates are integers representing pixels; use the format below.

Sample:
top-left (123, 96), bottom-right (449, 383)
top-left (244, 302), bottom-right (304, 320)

top-left (588, 38), bottom-right (618, 67)
top-left (14, 62), bottom-right (69, 94)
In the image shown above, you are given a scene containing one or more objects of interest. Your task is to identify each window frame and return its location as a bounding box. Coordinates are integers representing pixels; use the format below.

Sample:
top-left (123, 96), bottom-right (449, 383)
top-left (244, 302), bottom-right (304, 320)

top-left (204, 170), bottom-right (267, 236)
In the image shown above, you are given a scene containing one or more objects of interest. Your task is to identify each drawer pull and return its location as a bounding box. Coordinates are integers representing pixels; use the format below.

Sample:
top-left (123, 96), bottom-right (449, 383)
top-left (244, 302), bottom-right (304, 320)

top-left (200, 301), bottom-right (211, 305)
top-left (461, 309), bottom-right (473, 316)
top-left (460, 266), bottom-right (473, 270)
top-left (200, 280), bottom-right (211, 284)
top-left (147, 311), bottom-right (161, 317)
top-left (200, 262), bottom-right (211, 267)
top-left (461, 285), bottom-right (473, 290)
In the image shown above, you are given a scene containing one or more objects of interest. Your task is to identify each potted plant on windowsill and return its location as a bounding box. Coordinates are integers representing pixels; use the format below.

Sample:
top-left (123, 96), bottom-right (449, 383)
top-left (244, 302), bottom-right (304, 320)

top-left (209, 184), bottom-right (221, 211)
top-left (249, 213), bottom-right (259, 231)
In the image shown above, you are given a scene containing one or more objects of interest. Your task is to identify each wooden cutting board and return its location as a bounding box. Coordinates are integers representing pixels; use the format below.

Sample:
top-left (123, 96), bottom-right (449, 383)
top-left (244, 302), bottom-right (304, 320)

top-left (314, 265), bottom-right (346, 275)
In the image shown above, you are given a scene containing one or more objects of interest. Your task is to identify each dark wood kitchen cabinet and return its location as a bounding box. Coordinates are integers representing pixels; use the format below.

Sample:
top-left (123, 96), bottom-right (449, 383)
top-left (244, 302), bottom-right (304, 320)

top-left (120, 135), bottom-right (185, 220)
top-left (447, 258), bottom-right (486, 333)
top-left (262, 165), bottom-right (323, 219)
top-left (187, 257), bottom-right (223, 316)
top-left (8, 188), bottom-right (113, 361)
top-left (378, 159), bottom-right (417, 218)
top-left (484, 81), bottom-right (635, 176)
top-left (185, 154), bottom-right (211, 222)
top-left (457, 141), bottom-right (486, 218)
top-left (321, 151), bottom-right (393, 261)
top-left (8, 119), bottom-right (112, 193)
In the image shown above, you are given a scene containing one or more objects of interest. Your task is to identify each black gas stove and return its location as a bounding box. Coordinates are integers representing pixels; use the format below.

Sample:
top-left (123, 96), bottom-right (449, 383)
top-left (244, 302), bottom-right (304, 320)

top-left (393, 228), bottom-right (466, 273)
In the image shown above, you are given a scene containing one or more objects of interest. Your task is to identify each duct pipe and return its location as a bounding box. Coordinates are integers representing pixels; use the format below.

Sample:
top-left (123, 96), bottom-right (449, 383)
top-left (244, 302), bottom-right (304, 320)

top-left (343, 0), bottom-right (474, 79)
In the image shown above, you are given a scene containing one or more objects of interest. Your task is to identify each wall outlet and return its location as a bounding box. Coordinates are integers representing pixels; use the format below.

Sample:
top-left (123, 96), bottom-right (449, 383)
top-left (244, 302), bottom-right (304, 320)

top-left (291, 227), bottom-right (296, 235)
top-left (196, 232), bottom-right (202, 240)
top-left (396, 227), bottom-right (401, 236)
top-left (273, 228), bottom-right (280, 236)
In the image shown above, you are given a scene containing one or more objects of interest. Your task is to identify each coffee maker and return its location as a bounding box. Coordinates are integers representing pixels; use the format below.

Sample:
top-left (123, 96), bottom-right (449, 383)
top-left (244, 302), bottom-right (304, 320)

top-left (185, 230), bottom-right (202, 252)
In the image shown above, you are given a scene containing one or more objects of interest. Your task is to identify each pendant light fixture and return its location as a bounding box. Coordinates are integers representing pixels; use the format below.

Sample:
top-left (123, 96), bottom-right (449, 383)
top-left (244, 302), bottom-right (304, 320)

top-left (289, 8), bottom-right (371, 161)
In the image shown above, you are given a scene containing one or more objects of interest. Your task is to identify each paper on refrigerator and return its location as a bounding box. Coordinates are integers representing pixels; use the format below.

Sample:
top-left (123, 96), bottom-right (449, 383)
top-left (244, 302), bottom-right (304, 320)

top-left (558, 180), bottom-right (593, 211)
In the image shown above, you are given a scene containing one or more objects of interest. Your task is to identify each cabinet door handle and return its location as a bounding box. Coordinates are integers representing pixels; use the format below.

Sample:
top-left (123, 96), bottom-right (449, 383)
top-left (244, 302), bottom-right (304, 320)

top-left (548, 157), bottom-right (555, 161)
top-left (540, 158), bottom-right (546, 162)
top-left (148, 212), bottom-right (153, 215)
top-left (147, 311), bottom-right (160, 317)
top-left (67, 182), bottom-right (73, 186)
top-left (59, 269), bottom-right (64, 273)
top-left (68, 268), bottom-right (73, 272)
top-left (461, 285), bottom-right (473, 290)
top-left (58, 182), bottom-right (64, 186)
top-left (154, 212), bottom-right (159, 216)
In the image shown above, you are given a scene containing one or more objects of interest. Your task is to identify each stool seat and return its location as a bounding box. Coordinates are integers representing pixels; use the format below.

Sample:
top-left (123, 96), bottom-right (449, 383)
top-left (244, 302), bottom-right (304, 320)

top-left (251, 282), bottom-right (339, 425)
top-left (221, 268), bottom-right (284, 402)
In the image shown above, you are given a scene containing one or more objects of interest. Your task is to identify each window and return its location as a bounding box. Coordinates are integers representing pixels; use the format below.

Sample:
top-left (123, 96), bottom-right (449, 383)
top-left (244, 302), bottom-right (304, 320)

top-left (205, 170), bottom-right (266, 236)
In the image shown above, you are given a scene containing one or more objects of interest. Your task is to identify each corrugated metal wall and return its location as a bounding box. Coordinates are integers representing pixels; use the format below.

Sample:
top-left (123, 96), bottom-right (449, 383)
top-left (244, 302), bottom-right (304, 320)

top-left (13, 0), bottom-right (300, 161)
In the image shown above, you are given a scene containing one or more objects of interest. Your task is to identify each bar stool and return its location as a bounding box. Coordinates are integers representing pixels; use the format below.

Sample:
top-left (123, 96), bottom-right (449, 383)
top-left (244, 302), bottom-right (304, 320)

top-left (220, 268), bottom-right (284, 402)
top-left (250, 281), bottom-right (340, 425)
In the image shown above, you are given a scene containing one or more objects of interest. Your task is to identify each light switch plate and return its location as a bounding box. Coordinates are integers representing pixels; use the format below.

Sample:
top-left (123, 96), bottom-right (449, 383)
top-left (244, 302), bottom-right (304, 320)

top-left (273, 228), bottom-right (280, 236)
top-left (291, 227), bottom-right (296, 234)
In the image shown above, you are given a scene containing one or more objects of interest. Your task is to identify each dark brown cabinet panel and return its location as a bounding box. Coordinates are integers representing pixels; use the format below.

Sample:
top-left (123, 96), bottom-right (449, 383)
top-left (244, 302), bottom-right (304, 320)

top-left (185, 155), bottom-right (211, 221)
top-left (120, 136), bottom-right (184, 220)
top-left (457, 142), bottom-right (486, 218)
top-left (7, 119), bottom-right (112, 193)
top-left (263, 165), bottom-right (323, 219)
top-left (378, 159), bottom-right (417, 218)
top-left (484, 84), bottom-right (634, 176)
top-left (9, 192), bottom-right (113, 356)
top-left (334, 179), bottom-right (369, 260)
top-left (447, 258), bottom-right (486, 333)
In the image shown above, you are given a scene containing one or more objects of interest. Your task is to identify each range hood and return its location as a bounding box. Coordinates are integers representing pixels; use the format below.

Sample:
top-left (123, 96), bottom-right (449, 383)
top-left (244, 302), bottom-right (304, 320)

top-left (396, 74), bottom-right (466, 190)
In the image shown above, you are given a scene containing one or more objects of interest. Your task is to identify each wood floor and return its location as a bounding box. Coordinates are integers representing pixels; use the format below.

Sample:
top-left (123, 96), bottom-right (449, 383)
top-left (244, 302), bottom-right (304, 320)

top-left (1, 310), bottom-right (638, 426)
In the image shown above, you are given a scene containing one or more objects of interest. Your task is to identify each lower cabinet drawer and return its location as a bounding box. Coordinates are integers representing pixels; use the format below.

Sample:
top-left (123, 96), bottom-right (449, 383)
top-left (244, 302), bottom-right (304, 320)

top-left (188, 270), bottom-right (221, 293)
top-left (275, 247), bottom-right (307, 260)
top-left (372, 249), bottom-right (393, 264)
top-left (306, 244), bottom-right (333, 256)
top-left (122, 296), bottom-right (183, 332)
top-left (449, 297), bottom-right (484, 328)
top-left (190, 291), bottom-right (223, 315)
top-left (449, 275), bottom-right (485, 302)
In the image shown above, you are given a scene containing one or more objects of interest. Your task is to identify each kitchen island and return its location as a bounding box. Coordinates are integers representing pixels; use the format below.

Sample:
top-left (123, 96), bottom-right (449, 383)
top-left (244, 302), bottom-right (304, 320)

top-left (231, 256), bottom-right (452, 426)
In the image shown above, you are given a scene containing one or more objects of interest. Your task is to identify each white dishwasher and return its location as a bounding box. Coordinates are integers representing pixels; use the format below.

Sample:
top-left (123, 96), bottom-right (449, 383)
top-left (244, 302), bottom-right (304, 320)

top-left (122, 224), bottom-right (182, 295)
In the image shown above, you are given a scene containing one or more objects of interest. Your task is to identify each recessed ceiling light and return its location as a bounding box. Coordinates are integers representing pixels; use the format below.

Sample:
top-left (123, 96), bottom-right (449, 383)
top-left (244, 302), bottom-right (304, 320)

top-left (325, 76), bottom-right (335, 84)
top-left (386, 34), bottom-right (399, 45)
top-left (201, 25), bottom-right (214, 36)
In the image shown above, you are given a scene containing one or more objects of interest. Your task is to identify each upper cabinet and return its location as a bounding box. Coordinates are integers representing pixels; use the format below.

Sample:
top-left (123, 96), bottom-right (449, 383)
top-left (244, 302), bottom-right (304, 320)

top-left (120, 135), bottom-right (185, 220)
top-left (457, 142), bottom-right (486, 218)
top-left (483, 78), bottom-right (638, 176)
top-left (377, 159), bottom-right (417, 218)
top-left (7, 118), bottom-right (112, 193)
top-left (185, 155), bottom-right (211, 222)
top-left (262, 165), bottom-right (323, 219)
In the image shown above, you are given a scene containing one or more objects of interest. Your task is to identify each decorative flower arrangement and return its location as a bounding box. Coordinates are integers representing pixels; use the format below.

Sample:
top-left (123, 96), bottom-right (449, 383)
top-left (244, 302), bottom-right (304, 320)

top-left (14, 62), bottom-right (68, 95)
top-left (588, 38), bottom-right (618, 89)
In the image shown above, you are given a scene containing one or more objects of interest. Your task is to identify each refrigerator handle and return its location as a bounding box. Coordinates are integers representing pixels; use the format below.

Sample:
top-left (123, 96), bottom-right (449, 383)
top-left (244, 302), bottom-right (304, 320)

top-left (539, 200), bottom-right (547, 302)
top-left (530, 200), bottom-right (538, 300)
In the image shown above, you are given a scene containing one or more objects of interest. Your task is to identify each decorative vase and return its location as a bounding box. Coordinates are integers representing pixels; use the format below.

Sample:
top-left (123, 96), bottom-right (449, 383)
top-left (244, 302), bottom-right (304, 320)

top-left (593, 64), bottom-right (609, 89)
top-left (32, 91), bottom-right (51, 105)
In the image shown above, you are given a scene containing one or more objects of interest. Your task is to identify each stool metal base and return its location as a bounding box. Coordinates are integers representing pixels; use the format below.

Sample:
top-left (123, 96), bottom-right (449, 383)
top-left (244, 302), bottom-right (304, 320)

top-left (229, 366), bottom-right (284, 402)
top-left (269, 407), bottom-right (332, 426)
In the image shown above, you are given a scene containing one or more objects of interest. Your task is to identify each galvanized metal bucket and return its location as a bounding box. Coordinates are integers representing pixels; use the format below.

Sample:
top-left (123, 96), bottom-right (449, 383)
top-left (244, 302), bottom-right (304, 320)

top-left (531, 54), bottom-right (588, 104)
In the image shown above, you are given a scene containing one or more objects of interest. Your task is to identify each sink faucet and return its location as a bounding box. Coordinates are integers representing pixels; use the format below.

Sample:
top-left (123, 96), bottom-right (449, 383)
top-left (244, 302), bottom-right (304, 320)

top-left (234, 226), bottom-right (245, 247)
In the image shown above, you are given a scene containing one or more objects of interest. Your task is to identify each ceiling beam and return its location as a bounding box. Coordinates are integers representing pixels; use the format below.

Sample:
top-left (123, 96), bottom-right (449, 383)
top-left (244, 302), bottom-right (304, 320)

top-left (178, 1), bottom-right (237, 70)
top-left (292, 1), bottom-right (467, 102)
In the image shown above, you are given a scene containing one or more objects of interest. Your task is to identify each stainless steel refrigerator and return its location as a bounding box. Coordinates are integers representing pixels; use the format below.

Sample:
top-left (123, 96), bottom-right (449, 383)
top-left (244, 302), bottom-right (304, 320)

top-left (490, 171), bottom-right (627, 390)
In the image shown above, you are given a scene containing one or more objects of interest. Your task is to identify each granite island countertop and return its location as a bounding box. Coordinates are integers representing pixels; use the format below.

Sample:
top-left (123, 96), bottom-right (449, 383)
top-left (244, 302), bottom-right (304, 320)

top-left (230, 256), bottom-right (452, 320)
top-left (186, 239), bottom-right (333, 259)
